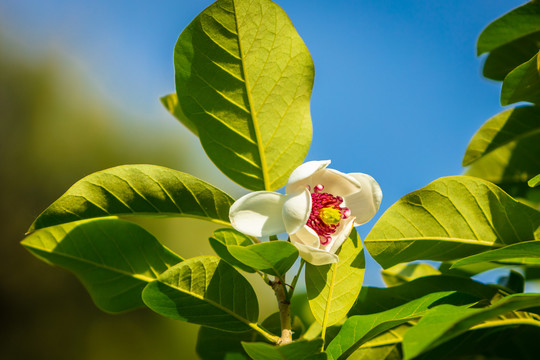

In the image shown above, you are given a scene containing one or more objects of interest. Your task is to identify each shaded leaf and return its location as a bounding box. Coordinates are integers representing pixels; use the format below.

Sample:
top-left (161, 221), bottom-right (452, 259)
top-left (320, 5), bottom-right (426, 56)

top-left (259, 312), bottom-right (305, 341)
top-left (501, 51), bottom-right (540, 106)
top-left (365, 176), bottom-right (540, 269)
top-left (228, 241), bottom-right (298, 276)
top-left (21, 218), bottom-right (182, 313)
top-left (342, 323), bottom-right (410, 360)
top-left (142, 256), bottom-right (259, 332)
top-left (196, 326), bottom-right (253, 360)
top-left (530, 174), bottom-right (540, 187)
top-left (402, 293), bottom-right (540, 360)
top-left (451, 240), bottom-right (540, 269)
top-left (381, 263), bottom-right (440, 287)
top-left (242, 340), bottom-right (324, 360)
top-left (477, 1), bottom-right (540, 56)
top-left (174, 0), bottom-right (314, 190)
top-left (28, 164), bottom-right (234, 232)
top-left (209, 228), bottom-right (256, 273)
top-left (161, 93), bottom-right (198, 136)
top-left (306, 229), bottom-right (365, 327)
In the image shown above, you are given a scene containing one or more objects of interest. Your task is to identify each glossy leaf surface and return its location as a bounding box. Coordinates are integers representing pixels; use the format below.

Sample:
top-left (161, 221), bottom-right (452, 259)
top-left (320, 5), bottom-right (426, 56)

top-left (22, 218), bottom-right (182, 313)
top-left (174, 0), bottom-right (314, 190)
top-left (501, 51), bottom-right (540, 106)
top-left (228, 241), bottom-right (298, 276)
top-left (209, 228), bottom-right (255, 273)
top-left (381, 263), bottom-right (440, 287)
top-left (451, 240), bottom-right (540, 269)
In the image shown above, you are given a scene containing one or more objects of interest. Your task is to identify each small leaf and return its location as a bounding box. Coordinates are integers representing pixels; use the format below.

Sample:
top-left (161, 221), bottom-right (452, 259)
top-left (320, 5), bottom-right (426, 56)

top-left (477, 1), bottom-right (540, 56)
top-left (21, 218), bottom-right (182, 313)
top-left (174, 0), bottom-right (314, 190)
top-left (241, 340), bottom-right (324, 360)
top-left (501, 51), bottom-right (540, 106)
top-left (365, 176), bottom-right (540, 269)
top-left (451, 240), bottom-right (540, 269)
top-left (160, 93), bottom-right (198, 136)
top-left (381, 263), bottom-right (440, 287)
top-left (326, 291), bottom-right (473, 360)
top-left (530, 174), bottom-right (540, 187)
top-left (209, 228), bottom-right (256, 273)
top-left (196, 326), bottom-right (253, 360)
top-left (28, 164), bottom-right (235, 232)
top-left (228, 241), bottom-right (298, 276)
top-left (142, 256), bottom-right (259, 332)
top-left (402, 293), bottom-right (540, 359)
top-left (306, 229), bottom-right (365, 327)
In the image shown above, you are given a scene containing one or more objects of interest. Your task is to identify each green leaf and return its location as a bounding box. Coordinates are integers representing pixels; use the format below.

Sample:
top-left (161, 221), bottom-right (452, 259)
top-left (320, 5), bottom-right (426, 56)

top-left (306, 229), bottom-right (365, 328)
top-left (209, 228), bottom-right (256, 273)
top-left (462, 106), bottom-right (540, 166)
top-left (327, 291), bottom-right (470, 360)
top-left (21, 218), bottom-right (182, 313)
top-left (340, 323), bottom-right (410, 360)
top-left (196, 326), bottom-right (253, 360)
top-left (142, 256), bottom-right (259, 332)
top-left (228, 241), bottom-right (298, 276)
top-left (402, 293), bottom-right (540, 360)
top-left (451, 240), bottom-right (540, 269)
top-left (530, 174), bottom-right (540, 187)
top-left (241, 340), bottom-right (324, 360)
top-left (174, 0), bottom-right (314, 191)
top-left (28, 164), bottom-right (234, 232)
top-left (365, 176), bottom-right (540, 269)
top-left (482, 31), bottom-right (540, 81)
top-left (501, 51), bottom-right (540, 106)
top-left (381, 263), bottom-right (440, 287)
top-left (160, 93), bottom-right (198, 136)
top-left (477, 1), bottom-right (540, 56)
top-left (259, 312), bottom-right (305, 341)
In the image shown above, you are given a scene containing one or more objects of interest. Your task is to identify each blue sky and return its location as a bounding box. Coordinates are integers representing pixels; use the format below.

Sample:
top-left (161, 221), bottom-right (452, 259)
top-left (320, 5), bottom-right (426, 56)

top-left (0, 0), bottom-right (526, 285)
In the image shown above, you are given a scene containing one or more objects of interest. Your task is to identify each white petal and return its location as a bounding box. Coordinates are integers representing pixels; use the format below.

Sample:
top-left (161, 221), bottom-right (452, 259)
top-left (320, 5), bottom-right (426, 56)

top-left (345, 173), bottom-right (383, 225)
top-left (327, 216), bottom-right (356, 254)
top-left (229, 191), bottom-right (286, 237)
top-left (309, 168), bottom-right (362, 197)
top-left (292, 242), bottom-right (339, 265)
top-left (286, 160), bottom-right (331, 194)
top-left (282, 188), bottom-right (312, 234)
top-left (290, 225), bottom-right (320, 248)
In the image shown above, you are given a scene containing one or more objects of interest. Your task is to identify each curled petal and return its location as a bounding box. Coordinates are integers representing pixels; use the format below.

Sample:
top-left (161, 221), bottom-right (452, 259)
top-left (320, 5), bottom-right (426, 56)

top-left (345, 173), bottom-right (383, 225)
top-left (309, 168), bottom-right (362, 197)
top-left (326, 216), bottom-right (356, 254)
top-left (290, 225), bottom-right (320, 248)
top-left (229, 191), bottom-right (286, 237)
top-left (292, 242), bottom-right (339, 265)
top-left (286, 160), bottom-right (331, 194)
top-left (282, 188), bottom-right (312, 235)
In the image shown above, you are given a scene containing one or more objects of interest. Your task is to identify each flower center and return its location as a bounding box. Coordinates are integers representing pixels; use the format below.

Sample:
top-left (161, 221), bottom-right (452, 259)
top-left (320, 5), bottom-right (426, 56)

top-left (306, 184), bottom-right (350, 245)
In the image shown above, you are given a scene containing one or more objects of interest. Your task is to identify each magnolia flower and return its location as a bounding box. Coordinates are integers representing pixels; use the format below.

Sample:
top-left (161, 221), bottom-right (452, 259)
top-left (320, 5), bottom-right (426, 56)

top-left (229, 160), bottom-right (382, 265)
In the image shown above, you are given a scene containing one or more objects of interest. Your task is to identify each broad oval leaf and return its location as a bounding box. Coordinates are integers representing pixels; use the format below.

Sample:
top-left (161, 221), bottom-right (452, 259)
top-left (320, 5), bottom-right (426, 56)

top-left (160, 93), bottom-right (198, 136)
top-left (477, 1), bottom-right (540, 56)
top-left (365, 176), bottom-right (540, 269)
top-left (305, 229), bottom-right (365, 328)
top-left (501, 51), bottom-right (540, 106)
top-left (381, 263), bottom-right (440, 287)
top-left (209, 228), bottom-right (256, 273)
top-left (451, 240), bottom-right (540, 269)
top-left (462, 106), bottom-right (540, 166)
top-left (402, 293), bottom-right (540, 360)
top-left (228, 241), bottom-right (298, 276)
top-left (28, 164), bottom-right (234, 232)
top-left (21, 218), bottom-right (182, 313)
top-left (142, 256), bottom-right (259, 332)
top-left (174, 0), bottom-right (314, 191)
top-left (241, 340), bottom-right (324, 360)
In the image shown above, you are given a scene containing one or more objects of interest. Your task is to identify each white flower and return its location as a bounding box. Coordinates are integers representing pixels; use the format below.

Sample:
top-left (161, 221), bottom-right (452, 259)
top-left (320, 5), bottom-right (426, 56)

top-left (229, 160), bottom-right (382, 266)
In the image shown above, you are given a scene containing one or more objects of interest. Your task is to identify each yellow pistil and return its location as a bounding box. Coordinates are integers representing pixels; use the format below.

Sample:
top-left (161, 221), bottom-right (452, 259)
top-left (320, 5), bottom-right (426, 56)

top-left (319, 207), bottom-right (341, 226)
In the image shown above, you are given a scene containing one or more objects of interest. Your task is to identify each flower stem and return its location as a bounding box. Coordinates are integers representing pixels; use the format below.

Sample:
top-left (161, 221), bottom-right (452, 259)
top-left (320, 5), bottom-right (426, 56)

top-left (271, 277), bottom-right (292, 345)
top-left (287, 260), bottom-right (305, 301)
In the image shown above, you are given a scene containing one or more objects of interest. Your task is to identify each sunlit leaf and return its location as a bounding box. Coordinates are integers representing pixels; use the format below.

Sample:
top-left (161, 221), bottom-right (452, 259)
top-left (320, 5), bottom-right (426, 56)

top-left (381, 263), bottom-right (440, 287)
top-left (209, 228), bottom-right (256, 273)
top-left (477, 1), bottom-right (540, 56)
top-left (326, 291), bottom-right (477, 360)
top-left (306, 229), bottom-right (365, 327)
top-left (530, 174), bottom-right (540, 187)
top-left (402, 293), bottom-right (540, 360)
top-left (142, 256), bottom-right (259, 332)
top-left (365, 176), bottom-right (540, 269)
top-left (339, 323), bottom-right (411, 360)
top-left (21, 218), bottom-right (182, 313)
top-left (451, 240), bottom-right (540, 269)
top-left (241, 340), bottom-right (324, 360)
top-left (174, 0), bottom-right (314, 190)
top-left (501, 51), bottom-right (540, 106)
top-left (228, 241), bottom-right (298, 276)
top-left (161, 93), bottom-right (198, 136)
top-left (28, 164), bottom-right (234, 232)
